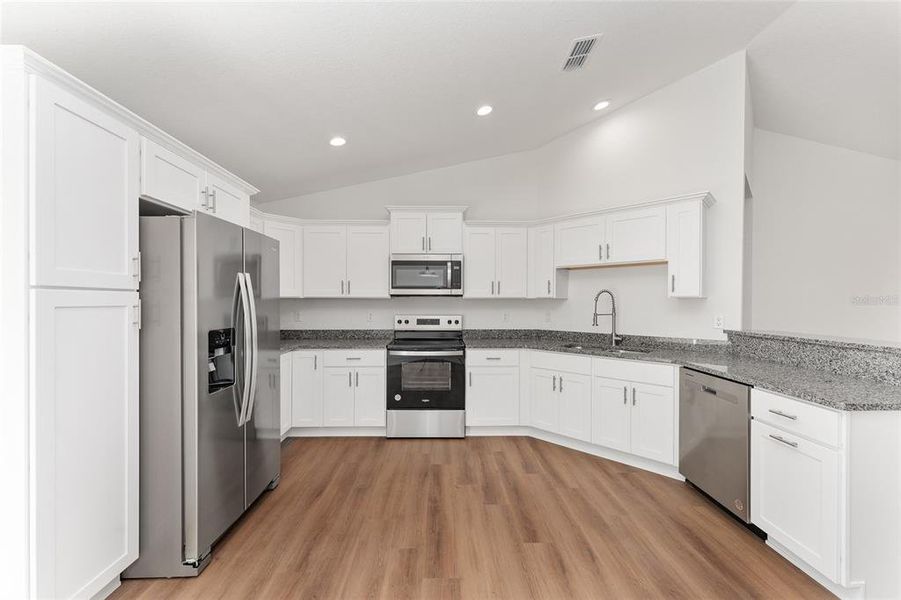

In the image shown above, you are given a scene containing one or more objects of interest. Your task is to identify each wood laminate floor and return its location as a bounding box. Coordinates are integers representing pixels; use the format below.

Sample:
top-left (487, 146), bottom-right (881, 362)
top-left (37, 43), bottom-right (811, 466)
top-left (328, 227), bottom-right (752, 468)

top-left (114, 437), bottom-right (832, 600)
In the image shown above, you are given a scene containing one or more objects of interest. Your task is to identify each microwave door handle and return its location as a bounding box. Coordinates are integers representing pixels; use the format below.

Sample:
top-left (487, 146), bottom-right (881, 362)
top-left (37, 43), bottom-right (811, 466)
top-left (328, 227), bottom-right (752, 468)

top-left (243, 272), bottom-right (260, 424)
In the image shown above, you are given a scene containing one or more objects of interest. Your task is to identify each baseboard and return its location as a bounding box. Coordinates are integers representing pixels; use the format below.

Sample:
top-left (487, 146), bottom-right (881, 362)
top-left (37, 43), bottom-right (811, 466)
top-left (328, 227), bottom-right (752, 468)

top-left (766, 539), bottom-right (865, 600)
top-left (286, 427), bottom-right (386, 437)
top-left (90, 575), bottom-right (120, 600)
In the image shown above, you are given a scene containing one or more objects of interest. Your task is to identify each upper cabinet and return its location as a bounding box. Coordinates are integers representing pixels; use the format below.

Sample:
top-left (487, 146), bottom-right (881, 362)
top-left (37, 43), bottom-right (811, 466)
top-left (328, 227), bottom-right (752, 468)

top-left (554, 215), bottom-right (605, 267)
top-left (527, 224), bottom-right (567, 299)
top-left (605, 206), bottom-right (665, 264)
top-left (463, 226), bottom-right (527, 298)
top-left (666, 196), bottom-right (709, 298)
top-left (263, 219), bottom-right (303, 297)
top-left (140, 138), bottom-right (250, 227)
top-left (388, 208), bottom-right (464, 254)
top-left (303, 224), bottom-right (389, 298)
top-left (32, 77), bottom-right (140, 291)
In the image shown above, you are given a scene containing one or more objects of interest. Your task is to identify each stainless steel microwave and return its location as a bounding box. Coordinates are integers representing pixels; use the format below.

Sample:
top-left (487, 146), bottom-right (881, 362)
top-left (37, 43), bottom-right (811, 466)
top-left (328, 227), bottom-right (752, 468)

top-left (389, 255), bottom-right (463, 296)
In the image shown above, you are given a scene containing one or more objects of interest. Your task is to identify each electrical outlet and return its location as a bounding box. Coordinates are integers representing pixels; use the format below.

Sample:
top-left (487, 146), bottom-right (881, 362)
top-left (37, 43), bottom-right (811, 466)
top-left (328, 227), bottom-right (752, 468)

top-left (503, 312), bottom-right (510, 323)
top-left (367, 312), bottom-right (373, 323)
top-left (544, 311), bottom-right (552, 323)
top-left (713, 315), bottom-right (724, 329)
top-left (293, 310), bottom-right (302, 323)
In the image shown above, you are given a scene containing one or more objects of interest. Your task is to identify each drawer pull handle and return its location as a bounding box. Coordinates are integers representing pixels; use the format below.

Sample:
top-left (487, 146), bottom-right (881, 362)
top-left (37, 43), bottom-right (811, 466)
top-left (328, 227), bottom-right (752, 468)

top-left (769, 434), bottom-right (798, 448)
top-left (486, 357), bottom-right (502, 361)
top-left (768, 409), bottom-right (798, 421)
top-left (346, 357), bottom-right (362, 361)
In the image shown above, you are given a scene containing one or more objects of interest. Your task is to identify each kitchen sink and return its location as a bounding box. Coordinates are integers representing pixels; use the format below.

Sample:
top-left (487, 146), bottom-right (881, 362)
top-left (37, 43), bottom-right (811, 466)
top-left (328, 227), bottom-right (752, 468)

top-left (556, 343), bottom-right (651, 355)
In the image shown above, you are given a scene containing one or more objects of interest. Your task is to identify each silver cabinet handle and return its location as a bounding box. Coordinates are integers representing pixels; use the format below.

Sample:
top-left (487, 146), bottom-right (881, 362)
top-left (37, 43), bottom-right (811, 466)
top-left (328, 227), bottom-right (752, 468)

top-left (491, 280), bottom-right (495, 295)
top-left (341, 280), bottom-right (345, 295)
top-left (355, 371), bottom-right (359, 387)
top-left (210, 189), bottom-right (217, 212)
top-left (422, 236), bottom-right (425, 251)
top-left (347, 280), bottom-right (351, 295)
top-left (547, 279), bottom-right (551, 295)
top-left (200, 187), bottom-right (209, 209)
top-left (769, 433), bottom-right (798, 448)
top-left (631, 387), bottom-right (636, 406)
top-left (768, 409), bottom-right (798, 421)
top-left (486, 357), bottom-right (501, 361)
top-left (671, 274), bottom-right (675, 293)
top-left (598, 244), bottom-right (602, 261)
top-left (428, 236), bottom-right (432, 251)
top-left (623, 386), bottom-right (628, 404)
top-left (469, 372), bottom-right (472, 387)
top-left (497, 280), bottom-right (501, 295)
top-left (346, 357), bottom-right (362, 361)
top-left (606, 243), bottom-right (610, 260)
top-left (314, 354), bottom-right (317, 370)
top-left (348, 371), bottom-right (352, 387)
top-left (559, 376), bottom-right (564, 392)
top-left (552, 375), bottom-right (556, 391)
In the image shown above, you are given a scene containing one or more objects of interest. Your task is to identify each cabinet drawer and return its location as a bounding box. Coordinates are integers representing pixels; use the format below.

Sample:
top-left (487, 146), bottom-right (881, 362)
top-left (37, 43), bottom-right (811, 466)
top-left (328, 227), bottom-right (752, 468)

top-left (322, 349), bottom-right (385, 368)
top-left (751, 389), bottom-right (842, 448)
top-left (530, 351), bottom-right (591, 375)
top-left (593, 357), bottom-right (675, 387)
top-left (466, 349), bottom-right (519, 366)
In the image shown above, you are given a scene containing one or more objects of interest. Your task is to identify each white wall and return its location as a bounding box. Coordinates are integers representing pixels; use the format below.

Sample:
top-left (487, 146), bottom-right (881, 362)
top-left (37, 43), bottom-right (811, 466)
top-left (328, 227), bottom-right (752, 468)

top-left (268, 52), bottom-right (750, 340)
top-left (750, 128), bottom-right (900, 342)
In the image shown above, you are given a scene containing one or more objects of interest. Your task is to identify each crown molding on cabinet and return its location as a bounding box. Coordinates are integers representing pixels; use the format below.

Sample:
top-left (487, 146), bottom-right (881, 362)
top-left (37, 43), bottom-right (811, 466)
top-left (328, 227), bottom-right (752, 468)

top-left (385, 205), bottom-right (469, 214)
top-left (6, 45), bottom-right (259, 196)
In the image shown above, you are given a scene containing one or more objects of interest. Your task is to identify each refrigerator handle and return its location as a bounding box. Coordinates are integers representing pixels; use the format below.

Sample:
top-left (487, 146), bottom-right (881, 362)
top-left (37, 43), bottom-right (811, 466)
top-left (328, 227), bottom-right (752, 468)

top-left (235, 273), bottom-right (254, 426)
top-left (243, 272), bottom-right (260, 424)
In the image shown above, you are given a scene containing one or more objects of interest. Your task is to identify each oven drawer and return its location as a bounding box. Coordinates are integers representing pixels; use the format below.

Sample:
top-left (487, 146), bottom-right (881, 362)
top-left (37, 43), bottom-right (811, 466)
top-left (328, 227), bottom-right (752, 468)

top-left (323, 349), bottom-right (386, 368)
top-left (466, 349), bottom-right (519, 366)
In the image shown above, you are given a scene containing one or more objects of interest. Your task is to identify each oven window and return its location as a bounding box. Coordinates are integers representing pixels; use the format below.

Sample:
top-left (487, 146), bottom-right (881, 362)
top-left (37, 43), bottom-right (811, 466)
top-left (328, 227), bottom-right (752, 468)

top-left (392, 262), bottom-right (450, 289)
top-left (402, 361), bottom-right (452, 391)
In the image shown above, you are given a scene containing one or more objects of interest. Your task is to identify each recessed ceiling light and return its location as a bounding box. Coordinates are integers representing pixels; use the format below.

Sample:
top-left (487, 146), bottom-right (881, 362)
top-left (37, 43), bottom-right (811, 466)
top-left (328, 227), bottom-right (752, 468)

top-left (476, 105), bottom-right (493, 117)
top-left (593, 100), bottom-right (611, 111)
top-left (329, 136), bottom-right (346, 147)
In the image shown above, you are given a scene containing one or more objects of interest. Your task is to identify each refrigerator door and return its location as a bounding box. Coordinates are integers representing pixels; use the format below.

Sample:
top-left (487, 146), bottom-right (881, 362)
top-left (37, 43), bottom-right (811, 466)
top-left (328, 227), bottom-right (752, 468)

top-left (243, 229), bottom-right (282, 506)
top-left (183, 212), bottom-right (248, 563)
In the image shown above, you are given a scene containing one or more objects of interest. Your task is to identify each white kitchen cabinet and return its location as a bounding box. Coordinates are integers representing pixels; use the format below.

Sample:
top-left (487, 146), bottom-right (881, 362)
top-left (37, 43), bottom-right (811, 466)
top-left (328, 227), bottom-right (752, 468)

top-left (388, 209), bottom-right (463, 254)
top-left (629, 382), bottom-right (675, 464)
top-left (31, 288), bottom-right (139, 599)
top-left (554, 215), bottom-right (605, 267)
top-left (530, 368), bottom-right (559, 433)
top-left (279, 353), bottom-right (292, 436)
top-left (467, 365), bottom-right (520, 426)
top-left (291, 351), bottom-right (323, 428)
top-left (303, 225), bottom-right (348, 297)
top-left (346, 225), bottom-right (390, 297)
top-left (323, 368), bottom-right (356, 427)
top-left (463, 226), bottom-right (527, 298)
top-left (353, 367), bottom-right (386, 427)
top-left (591, 377), bottom-right (631, 452)
top-left (666, 198), bottom-right (706, 298)
top-left (205, 172), bottom-right (249, 227)
top-left (605, 206), bottom-right (666, 264)
top-left (263, 220), bottom-right (303, 298)
top-left (140, 138), bottom-right (204, 213)
top-left (527, 224), bottom-right (567, 299)
top-left (751, 419), bottom-right (840, 582)
top-left (32, 77), bottom-right (139, 291)
top-left (557, 372), bottom-right (592, 442)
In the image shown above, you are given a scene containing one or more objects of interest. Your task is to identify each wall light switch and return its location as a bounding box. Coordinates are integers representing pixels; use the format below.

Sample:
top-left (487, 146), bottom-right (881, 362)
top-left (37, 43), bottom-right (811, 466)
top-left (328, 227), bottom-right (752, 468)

top-left (713, 315), bottom-right (724, 329)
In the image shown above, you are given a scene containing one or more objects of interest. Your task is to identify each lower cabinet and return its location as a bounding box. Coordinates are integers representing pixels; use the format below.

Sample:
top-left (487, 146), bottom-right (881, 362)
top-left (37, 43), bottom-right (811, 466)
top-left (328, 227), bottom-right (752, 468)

top-left (322, 366), bottom-right (385, 427)
top-left (751, 419), bottom-right (841, 582)
top-left (291, 351), bottom-right (323, 427)
top-left (530, 368), bottom-right (560, 432)
top-left (323, 368), bottom-right (356, 426)
top-left (466, 365), bottom-right (520, 426)
top-left (279, 353), bottom-right (292, 436)
top-left (590, 375), bottom-right (675, 464)
top-left (529, 366), bottom-right (591, 442)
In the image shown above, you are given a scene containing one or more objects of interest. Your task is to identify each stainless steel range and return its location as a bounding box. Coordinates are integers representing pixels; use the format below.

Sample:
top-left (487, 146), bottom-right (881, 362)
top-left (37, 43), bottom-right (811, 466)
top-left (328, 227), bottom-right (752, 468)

top-left (386, 315), bottom-right (465, 438)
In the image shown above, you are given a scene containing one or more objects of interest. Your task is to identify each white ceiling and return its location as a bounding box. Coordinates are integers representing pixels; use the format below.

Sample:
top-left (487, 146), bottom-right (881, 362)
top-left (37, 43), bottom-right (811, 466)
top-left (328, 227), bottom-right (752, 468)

top-left (748, 1), bottom-right (900, 160)
top-left (2, 2), bottom-right (793, 201)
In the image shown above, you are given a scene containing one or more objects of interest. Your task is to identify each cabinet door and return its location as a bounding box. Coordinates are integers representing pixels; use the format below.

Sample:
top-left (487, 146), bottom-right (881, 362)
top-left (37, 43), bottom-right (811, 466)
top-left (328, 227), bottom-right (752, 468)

top-left (206, 172), bottom-right (250, 227)
top-left (467, 366), bottom-right (520, 426)
top-left (605, 206), bottom-right (666, 263)
top-left (140, 138), bottom-right (203, 212)
top-left (554, 216), bottom-right (605, 267)
top-left (291, 351), bottom-right (323, 428)
top-left (495, 227), bottom-right (528, 298)
top-left (427, 212), bottom-right (463, 253)
top-left (263, 220), bottom-right (303, 297)
top-left (557, 373), bottom-right (591, 442)
top-left (666, 200), bottom-right (704, 298)
top-left (629, 382), bottom-right (675, 464)
top-left (528, 225), bottom-right (555, 298)
top-left (32, 289), bottom-right (139, 599)
top-left (463, 227), bottom-right (496, 298)
top-left (279, 353), bottom-right (292, 436)
top-left (322, 368), bottom-right (355, 426)
top-left (390, 212), bottom-right (428, 254)
top-left (32, 77), bottom-right (139, 290)
top-left (591, 377), bottom-right (631, 453)
top-left (530, 368), bottom-right (559, 433)
top-left (346, 225), bottom-right (390, 298)
top-left (751, 421), bottom-right (840, 582)
top-left (354, 367), bottom-right (386, 427)
top-left (303, 226), bottom-right (347, 297)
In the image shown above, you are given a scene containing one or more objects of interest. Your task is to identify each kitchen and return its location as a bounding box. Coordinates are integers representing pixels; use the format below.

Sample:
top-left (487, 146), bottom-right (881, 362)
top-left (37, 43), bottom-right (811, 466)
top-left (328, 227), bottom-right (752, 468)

top-left (1, 2), bottom-right (900, 599)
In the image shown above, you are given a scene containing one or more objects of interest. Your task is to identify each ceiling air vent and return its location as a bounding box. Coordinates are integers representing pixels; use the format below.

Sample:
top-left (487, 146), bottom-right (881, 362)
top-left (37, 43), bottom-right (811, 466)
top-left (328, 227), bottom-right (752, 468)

top-left (562, 34), bottom-right (601, 71)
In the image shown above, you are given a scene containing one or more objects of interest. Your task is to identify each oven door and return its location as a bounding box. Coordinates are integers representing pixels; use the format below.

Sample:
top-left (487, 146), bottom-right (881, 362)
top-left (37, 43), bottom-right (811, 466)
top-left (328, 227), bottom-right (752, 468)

top-left (387, 350), bottom-right (465, 410)
top-left (390, 255), bottom-right (462, 296)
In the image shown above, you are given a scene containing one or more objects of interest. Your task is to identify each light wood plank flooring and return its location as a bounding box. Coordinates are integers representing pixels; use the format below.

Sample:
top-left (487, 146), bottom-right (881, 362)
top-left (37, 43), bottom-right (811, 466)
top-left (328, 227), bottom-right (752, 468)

top-left (114, 436), bottom-right (832, 599)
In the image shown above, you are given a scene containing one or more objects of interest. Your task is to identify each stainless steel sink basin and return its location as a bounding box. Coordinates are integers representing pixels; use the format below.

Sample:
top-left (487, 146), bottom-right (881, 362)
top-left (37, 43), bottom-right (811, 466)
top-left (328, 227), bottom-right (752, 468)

top-left (604, 348), bottom-right (652, 355)
top-left (556, 343), bottom-right (650, 355)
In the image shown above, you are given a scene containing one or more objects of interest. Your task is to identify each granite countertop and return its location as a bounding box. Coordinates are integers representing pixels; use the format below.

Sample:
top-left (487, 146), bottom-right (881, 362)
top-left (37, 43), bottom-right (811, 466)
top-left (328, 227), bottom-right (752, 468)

top-left (280, 338), bottom-right (392, 352)
top-left (465, 337), bottom-right (901, 412)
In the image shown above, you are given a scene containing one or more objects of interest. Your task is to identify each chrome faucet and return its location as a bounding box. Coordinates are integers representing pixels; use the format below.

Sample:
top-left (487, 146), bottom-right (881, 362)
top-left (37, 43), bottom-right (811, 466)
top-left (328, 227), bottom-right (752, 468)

top-left (592, 289), bottom-right (624, 348)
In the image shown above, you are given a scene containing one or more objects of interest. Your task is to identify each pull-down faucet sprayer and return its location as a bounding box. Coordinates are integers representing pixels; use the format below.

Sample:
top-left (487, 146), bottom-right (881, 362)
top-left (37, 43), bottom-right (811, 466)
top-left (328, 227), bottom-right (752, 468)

top-left (592, 289), bottom-right (624, 348)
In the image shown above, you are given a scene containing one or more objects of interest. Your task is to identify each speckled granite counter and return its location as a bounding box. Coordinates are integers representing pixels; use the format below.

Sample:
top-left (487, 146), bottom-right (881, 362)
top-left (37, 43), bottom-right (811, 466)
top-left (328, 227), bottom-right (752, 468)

top-left (281, 338), bottom-right (392, 352)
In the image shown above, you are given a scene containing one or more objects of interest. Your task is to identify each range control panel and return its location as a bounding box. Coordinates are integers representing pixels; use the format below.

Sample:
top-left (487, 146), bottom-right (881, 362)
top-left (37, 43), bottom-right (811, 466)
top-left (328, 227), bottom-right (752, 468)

top-left (394, 314), bottom-right (462, 331)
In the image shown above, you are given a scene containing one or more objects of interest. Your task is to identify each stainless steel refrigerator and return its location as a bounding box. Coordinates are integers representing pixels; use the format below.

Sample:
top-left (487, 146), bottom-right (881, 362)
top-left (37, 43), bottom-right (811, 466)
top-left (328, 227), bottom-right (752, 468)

top-left (124, 212), bottom-right (280, 579)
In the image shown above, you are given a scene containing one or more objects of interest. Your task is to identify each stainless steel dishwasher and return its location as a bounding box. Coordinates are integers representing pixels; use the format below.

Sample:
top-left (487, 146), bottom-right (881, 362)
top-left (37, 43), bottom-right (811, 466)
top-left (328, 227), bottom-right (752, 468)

top-left (679, 367), bottom-right (752, 523)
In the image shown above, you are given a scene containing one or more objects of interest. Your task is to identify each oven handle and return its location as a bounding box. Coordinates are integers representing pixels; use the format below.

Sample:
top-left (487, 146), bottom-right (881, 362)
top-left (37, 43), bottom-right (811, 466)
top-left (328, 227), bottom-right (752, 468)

top-left (388, 350), bottom-right (465, 357)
